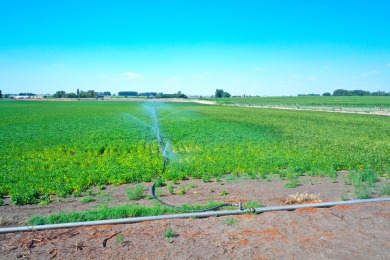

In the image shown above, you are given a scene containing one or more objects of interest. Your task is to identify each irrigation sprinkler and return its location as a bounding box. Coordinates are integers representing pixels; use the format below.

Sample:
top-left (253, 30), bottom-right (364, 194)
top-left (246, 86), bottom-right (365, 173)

top-left (147, 101), bottom-right (242, 212)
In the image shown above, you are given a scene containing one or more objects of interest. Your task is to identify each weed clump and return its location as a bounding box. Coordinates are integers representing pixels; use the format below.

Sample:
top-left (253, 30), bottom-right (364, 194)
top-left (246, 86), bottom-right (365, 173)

top-left (284, 192), bottom-right (322, 205)
top-left (126, 185), bottom-right (145, 200)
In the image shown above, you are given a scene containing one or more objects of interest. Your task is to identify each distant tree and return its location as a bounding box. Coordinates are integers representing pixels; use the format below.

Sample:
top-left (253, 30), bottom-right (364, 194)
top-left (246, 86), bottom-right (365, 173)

top-left (322, 92), bottom-right (331, 96)
top-left (0, 90), bottom-right (2, 99)
top-left (222, 91), bottom-right (231, 98)
top-left (77, 89), bottom-right (80, 97)
top-left (215, 89), bottom-right (224, 98)
top-left (53, 91), bottom-right (66, 98)
top-left (333, 89), bottom-right (349, 96)
top-left (66, 93), bottom-right (77, 98)
top-left (372, 91), bottom-right (386, 96)
top-left (103, 91), bottom-right (111, 96)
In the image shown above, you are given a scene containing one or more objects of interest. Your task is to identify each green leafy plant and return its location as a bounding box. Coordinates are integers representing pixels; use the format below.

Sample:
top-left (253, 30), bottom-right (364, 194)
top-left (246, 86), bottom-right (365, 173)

top-left (0, 198), bottom-right (4, 206)
top-left (167, 182), bottom-right (174, 194)
top-left (164, 226), bottom-right (178, 242)
top-left (176, 187), bottom-right (185, 195)
top-left (126, 185), bottom-right (145, 200)
top-left (220, 190), bottom-right (228, 196)
top-left (154, 177), bottom-right (165, 187)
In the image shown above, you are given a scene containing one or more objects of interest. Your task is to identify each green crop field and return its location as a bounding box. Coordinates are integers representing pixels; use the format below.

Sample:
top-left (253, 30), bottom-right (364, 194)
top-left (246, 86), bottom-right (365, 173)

top-left (1, 100), bottom-right (389, 204)
top-left (207, 96), bottom-right (390, 108)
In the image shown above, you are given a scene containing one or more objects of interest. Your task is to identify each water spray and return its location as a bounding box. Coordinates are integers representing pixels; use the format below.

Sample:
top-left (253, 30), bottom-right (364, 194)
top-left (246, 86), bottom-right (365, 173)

top-left (148, 100), bottom-right (241, 212)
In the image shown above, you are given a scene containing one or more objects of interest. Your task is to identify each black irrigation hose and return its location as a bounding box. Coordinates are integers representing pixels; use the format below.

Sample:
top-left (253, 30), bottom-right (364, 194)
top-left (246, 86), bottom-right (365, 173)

top-left (150, 102), bottom-right (237, 212)
top-left (151, 184), bottom-right (235, 212)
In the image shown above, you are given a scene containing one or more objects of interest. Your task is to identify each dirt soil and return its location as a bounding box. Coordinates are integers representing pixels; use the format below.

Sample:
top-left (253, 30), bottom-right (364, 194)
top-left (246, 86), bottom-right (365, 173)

top-left (1, 175), bottom-right (389, 259)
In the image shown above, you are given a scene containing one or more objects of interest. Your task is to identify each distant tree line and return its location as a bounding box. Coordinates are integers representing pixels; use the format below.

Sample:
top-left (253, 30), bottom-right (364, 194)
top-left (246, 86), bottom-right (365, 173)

top-left (53, 90), bottom-right (111, 98)
top-left (0, 90), bottom-right (2, 99)
top-left (325, 89), bottom-right (390, 96)
top-left (156, 91), bottom-right (188, 99)
top-left (118, 91), bottom-right (187, 98)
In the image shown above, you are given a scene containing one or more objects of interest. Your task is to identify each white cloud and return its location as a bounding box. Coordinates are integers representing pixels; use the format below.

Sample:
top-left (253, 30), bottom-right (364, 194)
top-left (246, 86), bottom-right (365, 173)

top-left (307, 76), bottom-right (317, 80)
top-left (363, 70), bottom-right (379, 76)
top-left (124, 72), bottom-right (143, 79)
top-left (387, 63), bottom-right (390, 67)
top-left (254, 67), bottom-right (263, 71)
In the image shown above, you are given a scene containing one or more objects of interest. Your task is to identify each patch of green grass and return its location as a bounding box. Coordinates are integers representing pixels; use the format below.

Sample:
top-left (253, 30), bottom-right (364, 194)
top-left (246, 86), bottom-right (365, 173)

top-left (379, 182), bottom-right (390, 195)
top-left (284, 179), bottom-right (299, 188)
top-left (243, 200), bottom-right (262, 208)
top-left (340, 189), bottom-right (349, 201)
top-left (126, 185), bottom-right (145, 200)
top-left (220, 190), bottom-right (228, 196)
top-left (176, 187), bottom-right (185, 195)
top-left (116, 233), bottom-right (124, 243)
top-left (222, 217), bottom-right (238, 226)
top-left (166, 182), bottom-right (174, 194)
top-left (354, 185), bottom-right (371, 199)
top-left (27, 201), bottom-right (228, 225)
top-left (80, 196), bottom-right (95, 203)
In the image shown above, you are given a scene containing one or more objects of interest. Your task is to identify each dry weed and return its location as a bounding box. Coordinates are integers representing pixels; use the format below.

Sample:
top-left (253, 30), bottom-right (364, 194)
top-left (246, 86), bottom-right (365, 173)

top-left (284, 192), bottom-right (322, 205)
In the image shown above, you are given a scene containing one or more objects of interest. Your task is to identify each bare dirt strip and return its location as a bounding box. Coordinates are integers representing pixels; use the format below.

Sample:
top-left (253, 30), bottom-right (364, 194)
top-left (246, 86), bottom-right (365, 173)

top-left (1, 176), bottom-right (389, 259)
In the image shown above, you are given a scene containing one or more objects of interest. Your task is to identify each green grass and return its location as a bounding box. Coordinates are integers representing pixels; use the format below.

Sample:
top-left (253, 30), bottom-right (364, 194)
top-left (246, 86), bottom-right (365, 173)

top-left (27, 201), bottom-right (229, 225)
top-left (379, 182), bottom-right (390, 195)
top-left (1, 100), bottom-right (389, 204)
top-left (126, 185), bottom-right (145, 200)
top-left (284, 179), bottom-right (299, 188)
top-left (79, 196), bottom-right (96, 203)
top-left (206, 96), bottom-right (390, 108)
top-left (222, 217), bottom-right (238, 226)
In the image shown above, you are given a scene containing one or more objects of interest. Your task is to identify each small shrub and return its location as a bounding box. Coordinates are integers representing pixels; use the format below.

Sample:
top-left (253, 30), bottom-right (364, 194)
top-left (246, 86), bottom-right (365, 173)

top-left (126, 185), bottom-right (145, 200)
top-left (154, 177), bottom-right (165, 187)
top-left (11, 190), bottom-right (41, 205)
top-left (164, 226), bottom-right (177, 240)
top-left (0, 198), bottom-right (4, 206)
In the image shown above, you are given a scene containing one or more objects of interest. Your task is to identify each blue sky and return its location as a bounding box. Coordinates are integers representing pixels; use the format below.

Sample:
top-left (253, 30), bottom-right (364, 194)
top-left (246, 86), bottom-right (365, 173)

top-left (1, 1), bottom-right (389, 96)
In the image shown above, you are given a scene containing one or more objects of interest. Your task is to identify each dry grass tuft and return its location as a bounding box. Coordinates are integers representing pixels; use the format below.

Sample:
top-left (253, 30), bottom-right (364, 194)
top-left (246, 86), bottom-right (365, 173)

top-left (0, 216), bottom-right (18, 227)
top-left (284, 192), bottom-right (322, 205)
